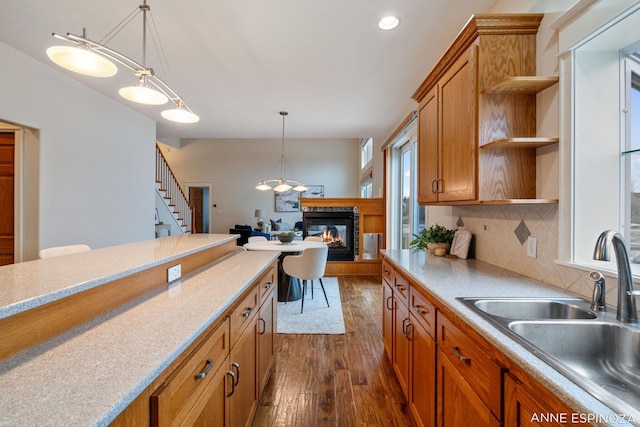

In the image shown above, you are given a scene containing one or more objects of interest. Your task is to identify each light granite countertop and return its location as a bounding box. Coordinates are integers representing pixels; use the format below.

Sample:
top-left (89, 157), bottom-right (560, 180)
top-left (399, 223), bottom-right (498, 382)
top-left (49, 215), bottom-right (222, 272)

top-left (0, 234), bottom-right (238, 319)
top-left (0, 248), bottom-right (279, 427)
top-left (382, 249), bottom-right (636, 427)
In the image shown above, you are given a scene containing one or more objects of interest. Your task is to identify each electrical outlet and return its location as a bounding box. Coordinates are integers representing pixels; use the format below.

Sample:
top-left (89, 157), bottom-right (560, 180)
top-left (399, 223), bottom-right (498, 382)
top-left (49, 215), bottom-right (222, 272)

top-left (167, 264), bottom-right (182, 282)
top-left (527, 237), bottom-right (538, 258)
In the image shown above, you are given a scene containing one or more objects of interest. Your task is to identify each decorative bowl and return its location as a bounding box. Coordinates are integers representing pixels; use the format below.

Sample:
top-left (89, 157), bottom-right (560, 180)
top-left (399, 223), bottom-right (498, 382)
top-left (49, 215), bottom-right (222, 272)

top-left (278, 233), bottom-right (295, 244)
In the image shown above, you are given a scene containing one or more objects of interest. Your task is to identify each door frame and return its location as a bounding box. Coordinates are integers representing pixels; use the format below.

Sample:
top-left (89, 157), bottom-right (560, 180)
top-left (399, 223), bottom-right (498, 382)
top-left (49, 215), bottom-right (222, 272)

top-left (185, 181), bottom-right (212, 234)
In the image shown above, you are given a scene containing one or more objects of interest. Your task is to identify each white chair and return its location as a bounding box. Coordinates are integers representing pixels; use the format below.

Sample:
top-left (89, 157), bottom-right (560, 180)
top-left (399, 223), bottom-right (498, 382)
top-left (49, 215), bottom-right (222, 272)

top-left (282, 245), bottom-right (329, 313)
top-left (39, 244), bottom-right (91, 259)
top-left (248, 236), bottom-right (268, 243)
top-left (304, 236), bottom-right (323, 242)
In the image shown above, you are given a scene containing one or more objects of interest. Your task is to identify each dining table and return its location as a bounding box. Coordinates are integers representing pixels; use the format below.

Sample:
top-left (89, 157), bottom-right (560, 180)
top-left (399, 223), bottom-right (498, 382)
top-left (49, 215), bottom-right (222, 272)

top-left (243, 240), bottom-right (326, 302)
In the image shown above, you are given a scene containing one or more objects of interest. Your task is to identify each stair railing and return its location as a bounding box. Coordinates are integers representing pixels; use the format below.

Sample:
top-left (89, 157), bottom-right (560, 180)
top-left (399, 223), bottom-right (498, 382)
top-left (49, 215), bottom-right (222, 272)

top-left (156, 144), bottom-right (194, 233)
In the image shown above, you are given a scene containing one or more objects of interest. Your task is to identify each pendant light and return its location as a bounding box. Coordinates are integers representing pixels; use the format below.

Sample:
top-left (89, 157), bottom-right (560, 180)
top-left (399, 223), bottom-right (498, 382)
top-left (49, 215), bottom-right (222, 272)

top-left (256, 111), bottom-right (307, 193)
top-left (47, 1), bottom-right (198, 123)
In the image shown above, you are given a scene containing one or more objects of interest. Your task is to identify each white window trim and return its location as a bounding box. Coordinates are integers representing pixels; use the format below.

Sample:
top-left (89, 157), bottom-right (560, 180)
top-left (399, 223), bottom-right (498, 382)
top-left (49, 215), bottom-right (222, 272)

top-left (557, 1), bottom-right (640, 280)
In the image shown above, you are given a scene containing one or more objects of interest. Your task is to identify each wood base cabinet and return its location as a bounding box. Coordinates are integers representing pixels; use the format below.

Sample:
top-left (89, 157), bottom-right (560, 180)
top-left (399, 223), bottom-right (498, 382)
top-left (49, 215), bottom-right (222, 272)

top-left (504, 373), bottom-right (589, 427)
top-left (437, 350), bottom-right (500, 427)
top-left (257, 278), bottom-right (276, 396)
top-left (409, 314), bottom-right (436, 427)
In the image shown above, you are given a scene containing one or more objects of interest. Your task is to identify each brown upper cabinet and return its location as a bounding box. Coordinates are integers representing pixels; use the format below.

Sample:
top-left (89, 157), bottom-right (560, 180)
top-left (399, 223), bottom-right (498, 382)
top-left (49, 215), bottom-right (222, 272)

top-left (413, 14), bottom-right (559, 205)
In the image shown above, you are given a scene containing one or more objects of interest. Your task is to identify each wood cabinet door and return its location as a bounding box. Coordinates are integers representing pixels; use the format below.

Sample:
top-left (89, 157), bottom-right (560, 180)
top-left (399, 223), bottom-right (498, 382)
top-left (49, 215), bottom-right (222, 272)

top-left (393, 297), bottom-right (410, 399)
top-left (229, 320), bottom-right (258, 427)
top-left (409, 315), bottom-right (436, 427)
top-left (437, 348), bottom-right (497, 427)
top-left (504, 374), bottom-right (585, 427)
top-left (257, 288), bottom-right (276, 395)
top-left (438, 45), bottom-right (477, 202)
top-left (382, 279), bottom-right (394, 361)
top-left (181, 357), bottom-right (228, 427)
top-left (418, 86), bottom-right (439, 204)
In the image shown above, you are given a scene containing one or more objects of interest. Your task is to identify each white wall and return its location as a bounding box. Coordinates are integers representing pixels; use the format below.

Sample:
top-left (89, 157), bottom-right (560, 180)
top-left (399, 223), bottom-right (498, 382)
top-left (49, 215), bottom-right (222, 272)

top-left (0, 42), bottom-right (156, 258)
top-left (158, 138), bottom-right (360, 233)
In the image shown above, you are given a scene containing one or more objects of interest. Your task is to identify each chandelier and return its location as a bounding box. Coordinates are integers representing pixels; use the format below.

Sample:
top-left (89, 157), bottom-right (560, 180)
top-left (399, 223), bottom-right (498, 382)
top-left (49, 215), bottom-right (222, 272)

top-left (256, 111), bottom-right (307, 193)
top-left (46, 1), bottom-right (199, 124)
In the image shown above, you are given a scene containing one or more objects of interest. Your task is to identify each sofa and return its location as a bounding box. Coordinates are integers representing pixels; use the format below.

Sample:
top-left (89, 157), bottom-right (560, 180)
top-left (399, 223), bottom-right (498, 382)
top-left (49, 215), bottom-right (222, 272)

top-left (229, 224), bottom-right (270, 246)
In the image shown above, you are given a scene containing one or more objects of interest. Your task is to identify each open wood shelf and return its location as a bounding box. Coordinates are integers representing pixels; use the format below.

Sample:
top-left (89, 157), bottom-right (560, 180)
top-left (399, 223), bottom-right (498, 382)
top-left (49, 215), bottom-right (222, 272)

top-left (483, 76), bottom-right (559, 95)
top-left (481, 137), bottom-right (559, 149)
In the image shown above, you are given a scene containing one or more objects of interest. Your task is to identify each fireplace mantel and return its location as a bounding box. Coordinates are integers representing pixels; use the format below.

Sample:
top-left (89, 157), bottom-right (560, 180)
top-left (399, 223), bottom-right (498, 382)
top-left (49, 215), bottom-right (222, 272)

top-left (299, 198), bottom-right (384, 275)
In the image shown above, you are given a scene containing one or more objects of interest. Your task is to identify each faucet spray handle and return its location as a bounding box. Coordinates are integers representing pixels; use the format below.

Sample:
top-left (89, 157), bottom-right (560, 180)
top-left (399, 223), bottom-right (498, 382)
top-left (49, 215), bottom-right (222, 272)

top-left (589, 271), bottom-right (607, 312)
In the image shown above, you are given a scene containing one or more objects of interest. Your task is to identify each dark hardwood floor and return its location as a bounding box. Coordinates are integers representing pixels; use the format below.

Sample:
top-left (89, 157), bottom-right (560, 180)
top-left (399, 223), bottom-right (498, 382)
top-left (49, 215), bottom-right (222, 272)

top-left (251, 275), bottom-right (416, 427)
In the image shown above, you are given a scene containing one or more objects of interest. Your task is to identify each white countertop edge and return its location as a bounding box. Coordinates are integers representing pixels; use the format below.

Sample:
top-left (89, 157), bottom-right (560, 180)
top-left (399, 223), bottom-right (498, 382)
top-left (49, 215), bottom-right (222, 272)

top-left (382, 249), bottom-right (635, 427)
top-left (0, 235), bottom-right (239, 320)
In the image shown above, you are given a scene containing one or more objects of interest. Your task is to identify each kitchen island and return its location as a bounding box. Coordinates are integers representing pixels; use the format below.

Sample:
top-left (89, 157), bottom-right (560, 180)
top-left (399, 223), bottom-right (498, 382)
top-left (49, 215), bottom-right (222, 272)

top-left (0, 235), bottom-right (279, 426)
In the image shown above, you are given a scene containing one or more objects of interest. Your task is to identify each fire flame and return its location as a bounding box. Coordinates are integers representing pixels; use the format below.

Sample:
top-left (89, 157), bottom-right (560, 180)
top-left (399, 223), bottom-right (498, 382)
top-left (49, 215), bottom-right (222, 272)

top-left (322, 229), bottom-right (345, 247)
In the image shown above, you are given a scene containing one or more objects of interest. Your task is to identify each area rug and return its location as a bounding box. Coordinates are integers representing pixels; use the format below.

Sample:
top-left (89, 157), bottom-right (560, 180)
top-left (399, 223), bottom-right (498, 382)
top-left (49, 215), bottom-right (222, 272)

top-left (277, 276), bottom-right (346, 334)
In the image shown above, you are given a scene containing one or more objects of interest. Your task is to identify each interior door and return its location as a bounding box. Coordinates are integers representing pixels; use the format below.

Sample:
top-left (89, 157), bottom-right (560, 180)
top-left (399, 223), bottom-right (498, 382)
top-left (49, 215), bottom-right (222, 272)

top-left (189, 187), bottom-right (203, 234)
top-left (0, 133), bottom-right (14, 266)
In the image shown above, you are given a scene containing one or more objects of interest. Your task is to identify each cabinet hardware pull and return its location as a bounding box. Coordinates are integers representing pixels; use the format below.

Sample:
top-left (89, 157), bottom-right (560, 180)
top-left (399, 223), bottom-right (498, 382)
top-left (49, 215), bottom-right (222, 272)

top-left (232, 362), bottom-right (240, 385)
top-left (226, 371), bottom-right (236, 397)
top-left (264, 282), bottom-right (272, 289)
top-left (415, 305), bottom-right (429, 315)
top-left (452, 346), bottom-right (471, 364)
top-left (402, 318), bottom-right (410, 334)
top-left (194, 358), bottom-right (214, 380)
top-left (396, 284), bottom-right (405, 291)
top-left (431, 179), bottom-right (438, 194)
top-left (259, 317), bottom-right (266, 335)
top-left (242, 307), bottom-right (253, 318)
top-left (406, 323), bottom-right (414, 341)
top-left (386, 296), bottom-right (393, 310)
top-left (384, 269), bottom-right (391, 276)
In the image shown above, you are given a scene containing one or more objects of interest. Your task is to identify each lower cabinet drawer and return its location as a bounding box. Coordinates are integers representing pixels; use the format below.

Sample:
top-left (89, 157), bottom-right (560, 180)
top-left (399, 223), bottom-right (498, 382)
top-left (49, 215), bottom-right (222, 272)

top-left (437, 312), bottom-right (503, 417)
top-left (258, 263), bottom-right (277, 307)
top-left (230, 286), bottom-right (259, 346)
top-left (151, 318), bottom-right (230, 427)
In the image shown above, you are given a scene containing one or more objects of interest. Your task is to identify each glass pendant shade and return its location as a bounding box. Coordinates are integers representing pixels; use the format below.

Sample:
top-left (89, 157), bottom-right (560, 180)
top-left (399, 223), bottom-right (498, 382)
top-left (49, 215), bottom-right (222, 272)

top-left (161, 107), bottom-right (200, 123)
top-left (119, 82), bottom-right (168, 105)
top-left (46, 45), bottom-right (117, 77)
top-left (256, 181), bottom-right (272, 191)
top-left (273, 180), bottom-right (292, 192)
top-left (293, 183), bottom-right (308, 192)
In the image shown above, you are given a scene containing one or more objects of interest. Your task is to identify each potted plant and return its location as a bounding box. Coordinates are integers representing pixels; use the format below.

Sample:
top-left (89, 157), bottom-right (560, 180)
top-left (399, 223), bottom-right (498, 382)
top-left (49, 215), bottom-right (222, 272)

top-left (410, 224), bottom-right (456, 255)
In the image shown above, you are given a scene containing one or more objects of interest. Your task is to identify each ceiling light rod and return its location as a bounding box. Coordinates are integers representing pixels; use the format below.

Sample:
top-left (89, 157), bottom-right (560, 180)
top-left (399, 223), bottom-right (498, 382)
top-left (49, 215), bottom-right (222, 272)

top-left (256, 111), bottom-right (307, 193)
top-left (47, 1), bottom-right (198, 123)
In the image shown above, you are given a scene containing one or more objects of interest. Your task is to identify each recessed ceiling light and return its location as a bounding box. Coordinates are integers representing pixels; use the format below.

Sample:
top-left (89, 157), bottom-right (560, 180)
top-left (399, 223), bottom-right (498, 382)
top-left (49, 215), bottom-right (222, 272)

top-left (378, 16), bottom-right (399, 30)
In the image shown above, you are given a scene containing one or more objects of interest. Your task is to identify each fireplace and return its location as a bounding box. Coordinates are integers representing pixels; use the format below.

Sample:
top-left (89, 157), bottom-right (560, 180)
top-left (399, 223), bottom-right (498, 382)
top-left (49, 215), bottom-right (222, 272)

top-left (302, 210), bottom-right (356, 261)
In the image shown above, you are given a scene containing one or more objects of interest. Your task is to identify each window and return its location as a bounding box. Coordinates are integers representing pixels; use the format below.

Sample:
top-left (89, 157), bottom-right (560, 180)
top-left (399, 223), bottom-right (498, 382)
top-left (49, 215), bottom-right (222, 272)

top-left (361, 179), bottom-right (373, 198)
top-left (624, 60), bottom-right (640, 259)
top-left (390, 126), bottom-right (424, 249)
top-left (361, 137), bottom-right (372, 169)
top-left (563, 3), bottom-right (640, 276)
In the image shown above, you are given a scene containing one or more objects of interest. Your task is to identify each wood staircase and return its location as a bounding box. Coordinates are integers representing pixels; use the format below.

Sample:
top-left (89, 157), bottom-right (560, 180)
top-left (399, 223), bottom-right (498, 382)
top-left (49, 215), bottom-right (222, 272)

top-left (156, 144), bottom-right (194, 234)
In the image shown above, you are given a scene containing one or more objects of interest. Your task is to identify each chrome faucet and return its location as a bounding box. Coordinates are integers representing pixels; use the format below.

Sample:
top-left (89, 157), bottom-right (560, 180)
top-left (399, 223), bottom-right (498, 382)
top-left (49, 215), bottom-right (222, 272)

top-left (588, 271), bottom-right (607, 312)
top-left (593, 230), bottom-right (639, 323)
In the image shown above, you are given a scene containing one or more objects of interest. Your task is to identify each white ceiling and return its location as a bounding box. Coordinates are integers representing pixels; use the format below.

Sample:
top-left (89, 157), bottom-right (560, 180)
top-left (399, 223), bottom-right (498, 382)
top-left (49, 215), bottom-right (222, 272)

top-left (0, 0), bottom-right (500, 141)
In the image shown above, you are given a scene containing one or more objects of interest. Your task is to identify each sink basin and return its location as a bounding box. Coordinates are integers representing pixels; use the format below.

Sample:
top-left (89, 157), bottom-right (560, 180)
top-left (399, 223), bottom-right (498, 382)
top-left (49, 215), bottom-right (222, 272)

top-left (457, 296), bottom-right (640, 422)
top-left (461, 297), bottom-right (596, 320)
top-left (509, 321), bottom-right (640, 415)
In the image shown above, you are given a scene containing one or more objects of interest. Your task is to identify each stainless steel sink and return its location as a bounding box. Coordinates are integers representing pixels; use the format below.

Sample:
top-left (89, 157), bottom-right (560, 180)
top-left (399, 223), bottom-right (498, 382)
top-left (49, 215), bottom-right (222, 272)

top-left (509, 320), bottom-right (640, 416)
top-left (469, 297), bottom-right (596, 320)
top-left (458, 297), bottom-right (640, 423)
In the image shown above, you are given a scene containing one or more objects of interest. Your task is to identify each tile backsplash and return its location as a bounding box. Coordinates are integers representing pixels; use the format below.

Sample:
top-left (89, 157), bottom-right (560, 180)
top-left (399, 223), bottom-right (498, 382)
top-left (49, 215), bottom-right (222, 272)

top-left (452, 204), bottom-right (618, 305)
